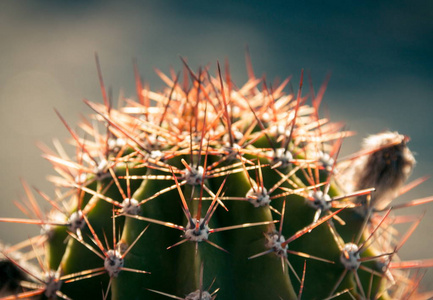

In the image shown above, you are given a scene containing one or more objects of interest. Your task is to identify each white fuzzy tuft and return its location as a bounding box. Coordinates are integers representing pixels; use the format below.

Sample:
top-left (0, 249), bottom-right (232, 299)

top-left (104, 250), bottom-right (124, 277)
top-left (185, 290), bottom-right (212, 300)
top-left (184, 219), bottom-right (210, 242)
top-left (340, 243), bottom-right (361, 270)
top-left (246, 186), bottom-right (271, 207)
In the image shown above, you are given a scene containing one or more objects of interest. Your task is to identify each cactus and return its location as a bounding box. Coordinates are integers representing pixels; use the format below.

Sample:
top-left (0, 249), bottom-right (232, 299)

top-left (1, 56), bottom-right (432, 300)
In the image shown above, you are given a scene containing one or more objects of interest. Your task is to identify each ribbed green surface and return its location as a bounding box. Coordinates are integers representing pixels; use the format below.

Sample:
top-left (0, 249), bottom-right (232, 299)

top-left (1, 63), bottom-right (419, 300)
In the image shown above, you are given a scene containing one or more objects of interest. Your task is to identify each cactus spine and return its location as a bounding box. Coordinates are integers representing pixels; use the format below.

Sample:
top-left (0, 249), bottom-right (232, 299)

top-left (0, 57), bottom-right (431, 300)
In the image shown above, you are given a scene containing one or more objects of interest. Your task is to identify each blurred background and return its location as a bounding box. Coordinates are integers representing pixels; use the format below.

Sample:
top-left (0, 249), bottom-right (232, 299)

top-left (1, 0), bottom-right (432, 292)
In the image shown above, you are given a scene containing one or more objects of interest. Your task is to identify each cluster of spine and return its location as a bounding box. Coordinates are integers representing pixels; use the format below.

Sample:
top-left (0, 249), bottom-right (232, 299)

top-left (1, 58), bottom-right (432, 300)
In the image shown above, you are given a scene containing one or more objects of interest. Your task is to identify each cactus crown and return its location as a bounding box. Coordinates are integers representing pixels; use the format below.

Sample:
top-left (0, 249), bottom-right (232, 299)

top-left (0, 57), bottom-right (432, 300)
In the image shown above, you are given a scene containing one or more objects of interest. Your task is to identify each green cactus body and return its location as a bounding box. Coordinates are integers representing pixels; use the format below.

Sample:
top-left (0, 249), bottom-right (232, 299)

top-left (0, 59), bottom-right (430, 300)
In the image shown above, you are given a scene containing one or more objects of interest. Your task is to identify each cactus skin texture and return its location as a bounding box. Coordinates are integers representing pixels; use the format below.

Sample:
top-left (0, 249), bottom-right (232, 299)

top-left (1, 58), bottom-right (432, 300)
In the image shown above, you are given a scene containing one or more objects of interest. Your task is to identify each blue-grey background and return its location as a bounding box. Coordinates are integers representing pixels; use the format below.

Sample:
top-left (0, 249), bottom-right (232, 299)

top-left (1, 0), bottom-right (432, 292)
